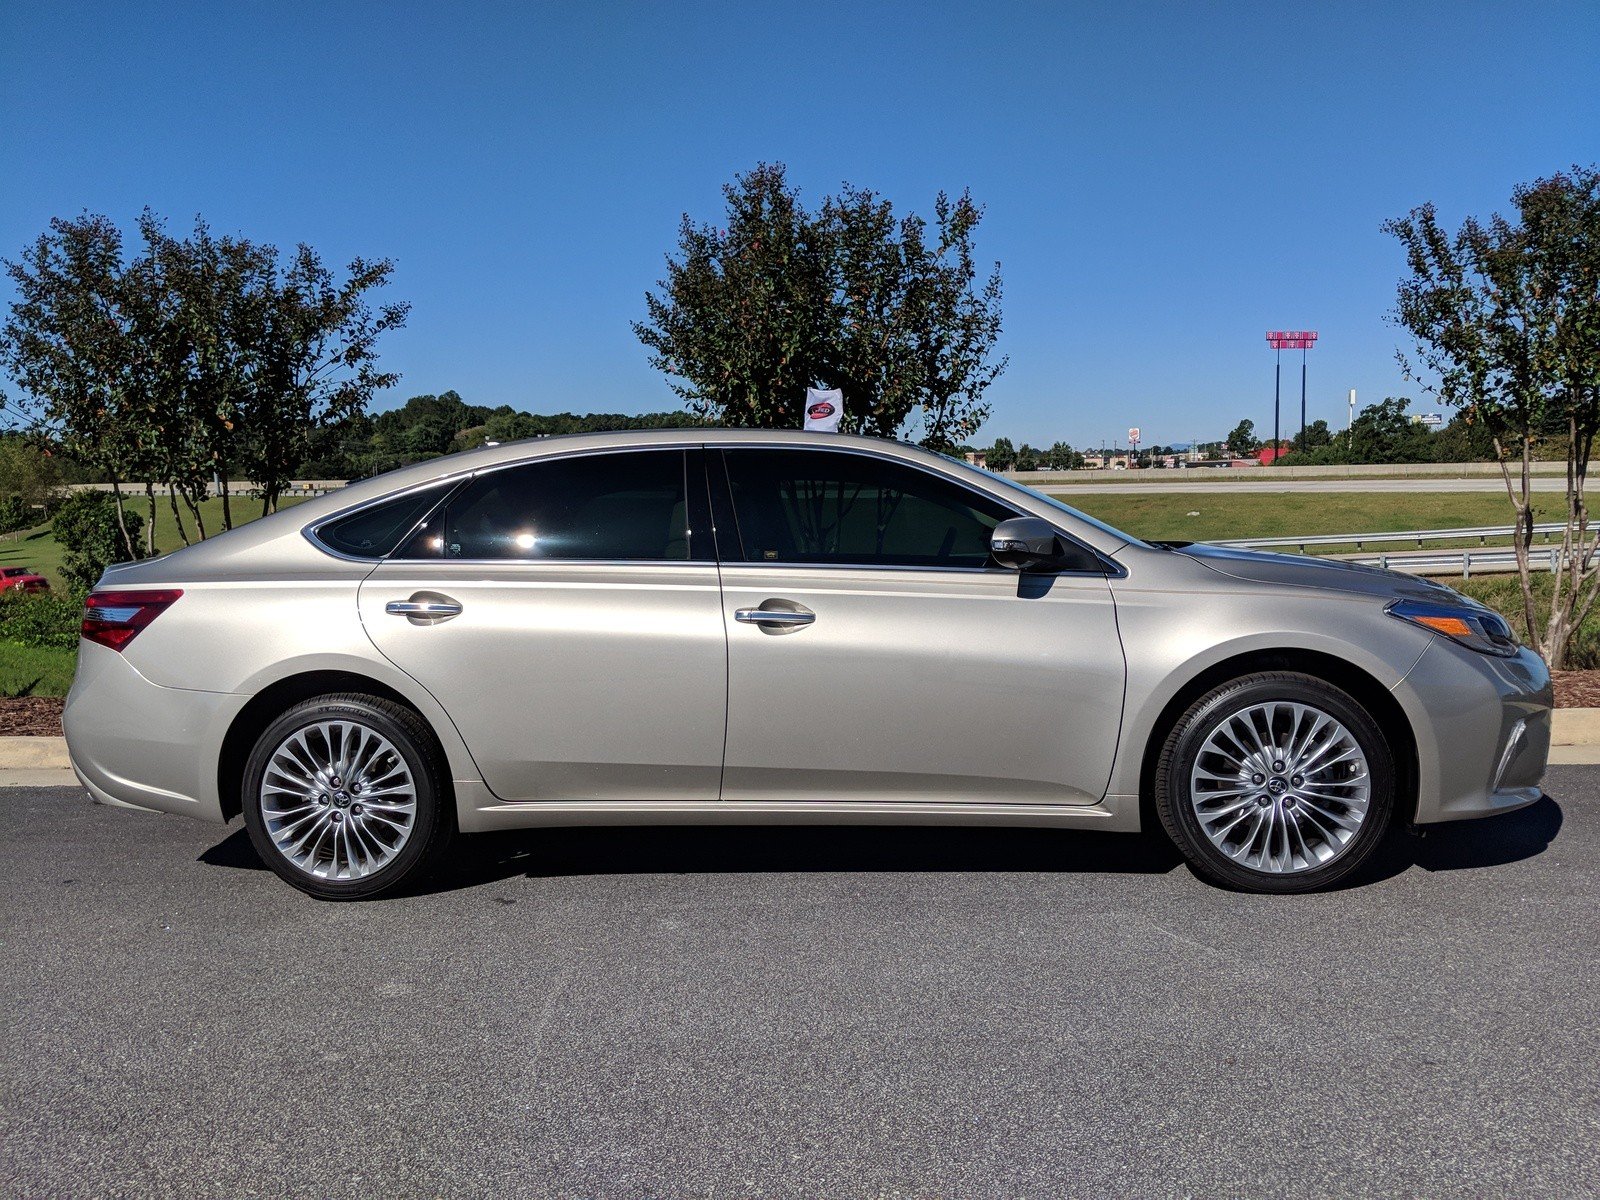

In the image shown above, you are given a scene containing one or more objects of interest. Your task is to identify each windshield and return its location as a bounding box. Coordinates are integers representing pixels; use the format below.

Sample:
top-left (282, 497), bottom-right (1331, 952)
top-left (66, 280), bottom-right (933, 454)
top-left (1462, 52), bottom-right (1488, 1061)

top-left (942, 457), bottom-right (1152, 549)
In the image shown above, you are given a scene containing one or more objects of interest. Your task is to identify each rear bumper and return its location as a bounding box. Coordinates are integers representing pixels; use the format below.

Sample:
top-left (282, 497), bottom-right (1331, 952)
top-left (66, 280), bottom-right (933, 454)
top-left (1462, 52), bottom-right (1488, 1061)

top-left (62, 642), bottom-right (244, 824)
top-left (1399, 639), bottom-right (1551, 824)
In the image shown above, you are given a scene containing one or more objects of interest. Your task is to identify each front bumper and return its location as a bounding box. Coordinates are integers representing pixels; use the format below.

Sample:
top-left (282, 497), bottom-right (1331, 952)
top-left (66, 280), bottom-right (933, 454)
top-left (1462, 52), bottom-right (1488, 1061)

top-left (62, 642), bottom-right (244, 824)
top-left (1397, 638), bottom-right (1552, 824)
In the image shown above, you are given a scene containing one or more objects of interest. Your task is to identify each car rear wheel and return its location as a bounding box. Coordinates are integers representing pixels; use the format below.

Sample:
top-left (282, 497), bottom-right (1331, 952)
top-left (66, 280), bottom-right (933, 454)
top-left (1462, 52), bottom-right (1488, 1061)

top-left (241, 694), bottom-right (455, 900)
top-left (1154, 672), bottom-right (1394, 893)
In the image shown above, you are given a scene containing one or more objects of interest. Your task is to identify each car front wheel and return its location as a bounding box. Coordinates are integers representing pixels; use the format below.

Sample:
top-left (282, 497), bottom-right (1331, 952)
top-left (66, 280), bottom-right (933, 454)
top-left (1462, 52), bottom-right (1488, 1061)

top-left (241, 694), bottom-right (455, 900)
top-left (1154, 672), bottom-right (1395, 893)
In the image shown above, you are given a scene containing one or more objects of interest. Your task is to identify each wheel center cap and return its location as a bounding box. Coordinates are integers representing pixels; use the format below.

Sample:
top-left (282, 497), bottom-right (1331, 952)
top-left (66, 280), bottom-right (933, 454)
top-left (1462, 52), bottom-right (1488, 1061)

top-left (333, 792), bottom-right (349, 807)
top-left (1268, 776), bottom-right (1288, 794)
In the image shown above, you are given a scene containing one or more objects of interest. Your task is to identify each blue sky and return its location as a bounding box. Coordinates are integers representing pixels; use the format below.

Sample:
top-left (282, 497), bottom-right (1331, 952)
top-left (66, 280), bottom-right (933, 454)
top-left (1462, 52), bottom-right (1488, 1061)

top-left (2, 1), bottom-right (1596, 448)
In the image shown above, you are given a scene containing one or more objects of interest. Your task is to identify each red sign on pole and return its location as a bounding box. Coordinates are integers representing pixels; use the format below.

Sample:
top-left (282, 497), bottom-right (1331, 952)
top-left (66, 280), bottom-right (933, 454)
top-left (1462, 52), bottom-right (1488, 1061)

top-left (1266, 330), bottom-right (1319, 350)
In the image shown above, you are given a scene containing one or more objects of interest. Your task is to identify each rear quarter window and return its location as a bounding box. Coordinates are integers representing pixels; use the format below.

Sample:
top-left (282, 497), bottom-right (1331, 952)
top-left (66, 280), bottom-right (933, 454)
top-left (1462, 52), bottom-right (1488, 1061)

top-left (311, 483), bottom-right (456, 559)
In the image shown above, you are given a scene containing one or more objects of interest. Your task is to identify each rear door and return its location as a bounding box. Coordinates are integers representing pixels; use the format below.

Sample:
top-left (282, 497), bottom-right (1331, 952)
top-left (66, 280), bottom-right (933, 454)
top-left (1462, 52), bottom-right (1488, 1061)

top-left (357, 447), bottom-right (727, 803)
top-left (712, 446), bottom-right (1125, 806)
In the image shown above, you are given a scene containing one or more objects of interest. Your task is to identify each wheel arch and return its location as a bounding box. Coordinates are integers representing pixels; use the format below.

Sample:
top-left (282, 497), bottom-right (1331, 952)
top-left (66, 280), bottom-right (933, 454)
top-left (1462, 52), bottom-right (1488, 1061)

top-left (217, 670), bottom-right (448, 823)
top-left (1135, 648), bottom-right (1420, 832)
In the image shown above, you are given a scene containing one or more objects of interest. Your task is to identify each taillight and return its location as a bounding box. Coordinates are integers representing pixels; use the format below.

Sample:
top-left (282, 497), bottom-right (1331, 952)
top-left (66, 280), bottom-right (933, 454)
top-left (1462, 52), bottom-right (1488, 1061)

top-left (81, 589), bottom-right (183, 651)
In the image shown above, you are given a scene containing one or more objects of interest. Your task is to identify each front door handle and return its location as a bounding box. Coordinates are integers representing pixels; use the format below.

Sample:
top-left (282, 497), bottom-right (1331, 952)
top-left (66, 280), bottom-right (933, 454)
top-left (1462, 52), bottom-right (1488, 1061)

top-left (386, 596), bottom-right (463, 620)
top-left (734, 606), bottom-right (815, 628)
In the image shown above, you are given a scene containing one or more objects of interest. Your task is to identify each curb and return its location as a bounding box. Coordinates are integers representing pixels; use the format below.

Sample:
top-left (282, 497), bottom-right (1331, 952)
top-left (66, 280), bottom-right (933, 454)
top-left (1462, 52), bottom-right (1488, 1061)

top-left (0, 736), bottom-right (70, 769)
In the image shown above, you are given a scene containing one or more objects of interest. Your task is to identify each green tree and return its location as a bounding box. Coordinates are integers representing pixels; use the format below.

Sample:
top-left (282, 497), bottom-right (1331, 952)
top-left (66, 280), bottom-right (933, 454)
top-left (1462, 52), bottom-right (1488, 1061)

top-left (1292, 419), bottom-right (1333, 452)
top-left (1, 215), bottom-right (146, 558)
top-left (1225, 419), bottom-right (1259, 457)
top-left (987, 436), bottom-right (1016, 471)
top-left (1045, 441), bottom-right (1082, 470)
top-left (0, 433), bottom-right (62, 516)
top-left (1, 211), bottom-right (407, 539)
top-left (1347, 397), bottom-right (1435, 463)
top-left (52, 490), bottom-right (145, 592)
top-left (1387, 165), bottom-right (1600, 666)
top-left (634, 163), bottom-right (1006, 451)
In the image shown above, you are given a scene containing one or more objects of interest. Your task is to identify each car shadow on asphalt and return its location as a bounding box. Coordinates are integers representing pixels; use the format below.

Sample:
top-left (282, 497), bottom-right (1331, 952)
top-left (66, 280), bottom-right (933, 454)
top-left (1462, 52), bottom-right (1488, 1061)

top-left (198, 795), bottom-right (1564, 895)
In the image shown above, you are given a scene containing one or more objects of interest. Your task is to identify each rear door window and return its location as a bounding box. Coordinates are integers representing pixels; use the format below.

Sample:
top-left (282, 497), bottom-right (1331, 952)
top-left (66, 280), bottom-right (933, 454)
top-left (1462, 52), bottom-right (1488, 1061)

top-left (396, 449), bottom-right (707, 562)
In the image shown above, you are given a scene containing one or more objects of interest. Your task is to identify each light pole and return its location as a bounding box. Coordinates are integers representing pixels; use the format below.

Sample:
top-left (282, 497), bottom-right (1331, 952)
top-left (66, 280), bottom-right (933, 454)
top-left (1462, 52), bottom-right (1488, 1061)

top-left (1265, 330), bottom-right (1318, 457)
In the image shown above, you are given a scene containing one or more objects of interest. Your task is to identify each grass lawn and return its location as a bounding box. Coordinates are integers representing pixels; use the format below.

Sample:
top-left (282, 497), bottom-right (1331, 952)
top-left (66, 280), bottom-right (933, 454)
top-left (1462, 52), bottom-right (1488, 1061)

top-left (0, 495), bottom-right (304, 591)
top-left (0, 640), bottom-right (78, 698)
top-left (1058, 490), bottom-right (1551, 545)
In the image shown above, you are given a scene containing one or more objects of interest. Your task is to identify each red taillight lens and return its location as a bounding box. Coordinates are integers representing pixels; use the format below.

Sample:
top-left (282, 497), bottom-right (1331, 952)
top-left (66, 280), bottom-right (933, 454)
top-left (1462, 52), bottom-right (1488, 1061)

top-left (81, 589), bottom-right (183, 651)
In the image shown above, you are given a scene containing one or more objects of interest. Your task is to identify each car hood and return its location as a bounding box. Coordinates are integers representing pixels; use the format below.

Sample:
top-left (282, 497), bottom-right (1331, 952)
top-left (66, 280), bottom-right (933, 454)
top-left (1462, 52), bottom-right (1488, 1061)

top-left (1169, 541), bottom-right (1467, 603)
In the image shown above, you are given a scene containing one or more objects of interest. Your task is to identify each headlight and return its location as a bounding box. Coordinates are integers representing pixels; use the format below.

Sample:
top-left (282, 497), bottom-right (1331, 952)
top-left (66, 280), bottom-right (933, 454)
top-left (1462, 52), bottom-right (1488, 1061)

top-left (1386, 598), bottom-right (1519, 657)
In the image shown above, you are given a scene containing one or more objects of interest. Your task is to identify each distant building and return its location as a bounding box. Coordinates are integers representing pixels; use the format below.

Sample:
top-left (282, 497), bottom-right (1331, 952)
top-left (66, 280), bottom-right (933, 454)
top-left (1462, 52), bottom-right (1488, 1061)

top-left (963, 450), bottom-right (987, 468)
top-left (1256, 446), bottom-right (1289, 465)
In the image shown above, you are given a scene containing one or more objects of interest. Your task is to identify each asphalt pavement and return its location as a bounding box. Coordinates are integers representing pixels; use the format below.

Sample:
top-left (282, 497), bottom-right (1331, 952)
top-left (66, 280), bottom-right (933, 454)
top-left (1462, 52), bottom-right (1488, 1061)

top-left (3, 778), bottom-right (1597, 1199)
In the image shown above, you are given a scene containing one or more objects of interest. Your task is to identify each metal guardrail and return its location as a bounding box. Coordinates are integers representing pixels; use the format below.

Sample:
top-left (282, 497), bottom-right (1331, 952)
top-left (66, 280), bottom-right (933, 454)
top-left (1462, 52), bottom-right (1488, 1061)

top-left (1344, 546), bottom-right (1587, 579)
top-left (1214, 523), bottom-right (1566, 553)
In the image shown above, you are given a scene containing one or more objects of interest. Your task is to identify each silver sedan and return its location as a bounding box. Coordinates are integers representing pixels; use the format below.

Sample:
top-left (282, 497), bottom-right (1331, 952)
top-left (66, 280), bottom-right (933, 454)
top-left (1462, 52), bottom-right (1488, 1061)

top-left (63, 430), bottom-right (1551, 899)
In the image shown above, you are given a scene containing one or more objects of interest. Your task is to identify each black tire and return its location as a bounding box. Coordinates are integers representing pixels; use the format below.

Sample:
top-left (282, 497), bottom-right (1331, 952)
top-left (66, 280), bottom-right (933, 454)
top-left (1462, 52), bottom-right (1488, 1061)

top-left (241, 693), bottom-right (455, 901)
top-left (1153, 672), bottom-right (1394, 894)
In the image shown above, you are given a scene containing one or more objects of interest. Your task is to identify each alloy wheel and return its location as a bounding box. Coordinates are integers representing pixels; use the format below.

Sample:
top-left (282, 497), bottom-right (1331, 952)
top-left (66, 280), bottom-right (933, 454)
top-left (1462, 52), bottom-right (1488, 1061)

top-left (1188, 701), bottom-right (1372, 874)
top-left (259, 720), bottom-right (419, 881)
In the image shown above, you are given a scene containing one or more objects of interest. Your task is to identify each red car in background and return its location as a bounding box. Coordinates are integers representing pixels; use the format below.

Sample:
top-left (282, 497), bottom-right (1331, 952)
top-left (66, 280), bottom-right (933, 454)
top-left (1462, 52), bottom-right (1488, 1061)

top-left (0, 567), bottom-right (50, 594)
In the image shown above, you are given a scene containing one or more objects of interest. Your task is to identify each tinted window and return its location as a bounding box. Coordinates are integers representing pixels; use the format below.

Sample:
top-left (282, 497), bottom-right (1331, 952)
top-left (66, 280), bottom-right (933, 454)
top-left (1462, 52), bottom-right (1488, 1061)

top-left (397, 450), bottom-right (703, 561)
top-left (314, 483), bottom-right (455, 559)
top-left (719, 449), bottom-right (1015, 568)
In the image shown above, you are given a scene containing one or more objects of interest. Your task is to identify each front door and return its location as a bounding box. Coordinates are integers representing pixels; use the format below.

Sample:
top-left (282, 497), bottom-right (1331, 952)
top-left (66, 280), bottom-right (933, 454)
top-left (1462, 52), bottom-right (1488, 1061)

top-left (358, 447), bottom-right (727, 803)
top-left (712, 446), bottom-right (1125, 806)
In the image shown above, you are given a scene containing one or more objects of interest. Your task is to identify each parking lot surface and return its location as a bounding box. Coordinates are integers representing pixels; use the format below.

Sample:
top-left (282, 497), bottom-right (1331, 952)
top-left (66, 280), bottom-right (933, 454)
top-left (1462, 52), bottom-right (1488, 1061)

top-left (3, 774), bottom-right (1597, 1198)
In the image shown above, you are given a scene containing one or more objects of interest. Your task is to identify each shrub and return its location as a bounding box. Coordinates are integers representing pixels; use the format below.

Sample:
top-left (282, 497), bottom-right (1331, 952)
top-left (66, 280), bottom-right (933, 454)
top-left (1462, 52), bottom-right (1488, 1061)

top-left (0, 496), bottom-right (30, 533)
top-left (51, 491), bottom-right (145, 592)
top-left (0, 591), bottom-right (81, 649)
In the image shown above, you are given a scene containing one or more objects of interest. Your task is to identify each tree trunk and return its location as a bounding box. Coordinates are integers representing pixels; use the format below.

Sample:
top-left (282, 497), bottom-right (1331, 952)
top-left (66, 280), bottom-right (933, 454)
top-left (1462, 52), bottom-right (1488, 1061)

top-left (107, 478), bottom-right (136, 562)
top-left (144, 481), bottom-right (157, 556)
top-left (218, 469), bottom-right (233, 532)
top-left (168, 484), bottom-right (191, 547)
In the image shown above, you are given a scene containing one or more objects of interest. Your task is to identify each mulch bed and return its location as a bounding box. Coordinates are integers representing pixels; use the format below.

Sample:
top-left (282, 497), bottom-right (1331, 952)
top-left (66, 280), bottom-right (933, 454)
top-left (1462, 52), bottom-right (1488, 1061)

top-left (0, 697), bottom-right (65, 737)
top-left (1552, 670), bottom-right (1600, 710)
top-left (4, 672), bottom-right (1600, 739)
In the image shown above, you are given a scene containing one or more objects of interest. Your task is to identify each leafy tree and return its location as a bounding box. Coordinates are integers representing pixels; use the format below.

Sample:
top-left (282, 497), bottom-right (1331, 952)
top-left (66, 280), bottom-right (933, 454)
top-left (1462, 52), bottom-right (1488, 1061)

top-left (0, 434), bottom-right (62, 515)
top-left (1, 211), bottom-right (406, 539)
top-left (987, 436), bottom-right (1016, 471)
top-left (1225, 419), bottom-right (1260, 457)
top-left (634, 163), bottom-right (1006, 451)
top-left (1346, 397), bottom-right (1435, 463)
top-left (237, 241), bottom-right (408, 516)
top-left (1292, 419), bottom-right (1333, 452)
top-left (52, 490), bottom-right (145, 592)
top-left (1, 215), bottom-right (146, 558)
top-left (1045, 441), bottom-right (1082, 470)
top-left (1387, 165), bottom-right (1600, 666)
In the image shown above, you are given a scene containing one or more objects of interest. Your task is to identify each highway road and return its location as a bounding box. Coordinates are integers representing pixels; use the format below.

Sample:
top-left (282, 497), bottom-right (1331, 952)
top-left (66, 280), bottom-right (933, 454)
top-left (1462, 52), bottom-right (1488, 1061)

top-left (3, 780), bottom-right (1596, 1197)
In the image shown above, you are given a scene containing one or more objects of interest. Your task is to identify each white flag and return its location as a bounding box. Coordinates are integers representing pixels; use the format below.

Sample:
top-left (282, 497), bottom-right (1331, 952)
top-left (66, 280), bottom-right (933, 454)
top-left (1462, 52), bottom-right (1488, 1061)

top-left (803, 387), bottom-right (843, 432)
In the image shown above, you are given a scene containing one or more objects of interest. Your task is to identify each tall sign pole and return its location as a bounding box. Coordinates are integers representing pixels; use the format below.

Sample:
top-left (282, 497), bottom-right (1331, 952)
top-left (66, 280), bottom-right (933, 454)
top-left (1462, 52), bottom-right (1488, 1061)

top-left (1266, 331), bottom-right (1318, 457)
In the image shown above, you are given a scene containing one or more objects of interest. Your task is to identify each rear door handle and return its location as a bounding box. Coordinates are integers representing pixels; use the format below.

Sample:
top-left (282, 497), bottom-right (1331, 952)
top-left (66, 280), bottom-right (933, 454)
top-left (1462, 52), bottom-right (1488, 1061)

top-left (734, 607), bottom-right (815, 628)
top-left (386, 597), bottom-right (463, 620)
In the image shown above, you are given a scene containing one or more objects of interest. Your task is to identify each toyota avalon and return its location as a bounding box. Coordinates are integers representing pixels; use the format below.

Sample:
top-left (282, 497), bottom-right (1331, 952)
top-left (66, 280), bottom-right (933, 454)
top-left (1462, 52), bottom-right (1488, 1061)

top-left (63, 429), bottom-right (1551, 899)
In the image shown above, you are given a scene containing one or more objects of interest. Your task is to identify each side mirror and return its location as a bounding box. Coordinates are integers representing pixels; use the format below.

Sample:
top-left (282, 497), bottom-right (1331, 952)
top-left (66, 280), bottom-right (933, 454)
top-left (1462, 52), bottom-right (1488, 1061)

top-left (990, 516), bottom-right (1067, 571)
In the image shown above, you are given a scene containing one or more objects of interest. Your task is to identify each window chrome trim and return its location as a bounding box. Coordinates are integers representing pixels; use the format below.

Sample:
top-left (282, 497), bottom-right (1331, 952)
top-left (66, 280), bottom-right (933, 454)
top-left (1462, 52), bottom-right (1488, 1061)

top-left (301, 439), bottom-right (1123, 578)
